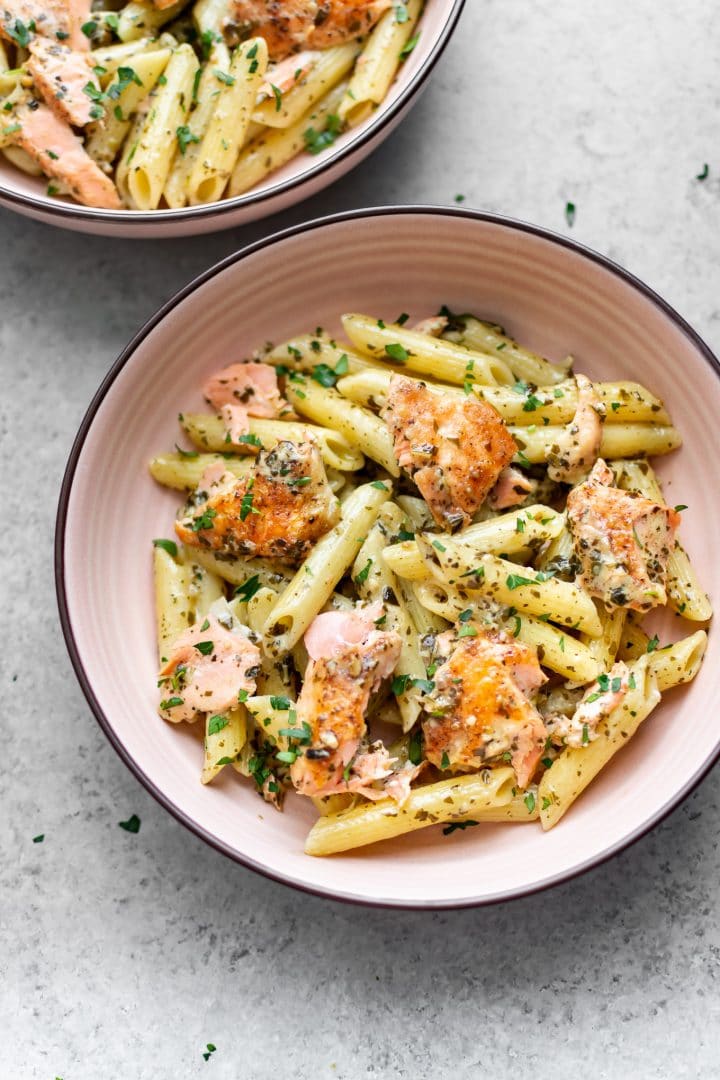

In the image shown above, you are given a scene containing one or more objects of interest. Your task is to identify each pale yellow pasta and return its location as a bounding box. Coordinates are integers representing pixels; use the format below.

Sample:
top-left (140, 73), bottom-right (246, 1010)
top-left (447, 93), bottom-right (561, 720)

top-left (305, 768), bottom-right (516, 855)
top-left (476, 379), bottom-right (670, 426)
top-left (266, 334), bottom-right (375, 377)
top-left (284, 378), bottom-right (399, 476)
top-left (184, 547), bottom-right (292, 592)
top-left (262, 482), bottom-right (390, 656)
top-left (647, 631), bottom-right (707, 692)
top-left (201, 707), bottom-right (247, 784)
top-left (446, 315), bottom-right (572, 386)
top-left (86, 49), bottom-right (171, 170)
top-left (422, 547), bottom-right (603, 636)
top-left (126, 44), bottom-right (199, 210)
top-left (618, 460), bottom-right (712, 622)
top-left (377, 502), bottom-right (447, 633)
top-left (115, 98), bottom-right (151, 202)
top-left (253, 42), bottom-right (358, 128)
top-left (338, 0), bottom-right (422, 126)
top-left (382, 540), bottom-right (430, 580)
top-left (90, 37), bottom-right (164, 71)
top-left (617, 617), bottom-right (650, 661)
top-left (153, 545), bottom-right (192, 665)
top-left (229, 79), bottom-right (347, 196)
top-left (148, 451), bottom-right (253, 491)
top-left (179, 411), bottom-right (363, 471)
top-left (245, 694), bottom-right (299, 752)
top-left (535, 515), bottom-right (574, 572)
top-left (507, 613), bottom-right (603, 684)
top-left (186, 558), bottom-right (224, 618)
top-left (193, 0), bottom-right (228, 33)
top-left (0, 69), bottom-right (21, 98)
top-left (188, 38), bottom-right (268, 205)
top-left (578, 602), bottom-right (626, 676)
top-left (539, 657), bottom-right (660, 829)
top-left (342, 313), bottom-right (515, 386)
top-left (511, 423), bottom-right (682, 464)
top-left (117, 1), bottom-right (189, 42)
top-left (163, 40), bottom-right (230, 209)
top-left (1, 145), bottom-right (42, 174)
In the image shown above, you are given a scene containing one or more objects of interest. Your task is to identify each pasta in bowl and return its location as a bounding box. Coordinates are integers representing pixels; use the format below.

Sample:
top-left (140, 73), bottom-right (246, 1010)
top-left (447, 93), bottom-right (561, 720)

top-left (57, 209), bottom-right (720, 906)
top-left (0, 0), bottom-right (463, 235)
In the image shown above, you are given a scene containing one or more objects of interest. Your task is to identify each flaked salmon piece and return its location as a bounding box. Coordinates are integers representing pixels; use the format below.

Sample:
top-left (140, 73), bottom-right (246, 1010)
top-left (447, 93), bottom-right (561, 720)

top-left (224, 0), bottom-right (390, 60)
top-left (9, 100), bottom-right (122, 208)
top-left (220, 403), bottom-right (251, 447)
top-left (304, 600), bottom-right (383, 660)
top-left (290, 622), bottom-right (402, 797)
top-left (566, 458), bottom-right (680, 612)
top-left (487, 465), bottom-right (535, 510)
top-left (382, 374), bottom-right (517, 530)
top-left (203, 361), bottom-right (289, 419)
top-left (547, 661), bottom-right (630, 747)
top-left (547, 373), bottom-right (605, 484)
top-left (176, 439), bottom-right (340, 562)
top-left (411, 315), bottom-right (448, 338)
top-left (423, 628), bottom-right (548, 788)
top-left (158, 614), bottom-right (261, 723)
top-left (0, 0), bottom-right (90, 51)
top-left (27, 38), bottom-right (98, 127)
top-left (260, 49), bottom-right (320, 96)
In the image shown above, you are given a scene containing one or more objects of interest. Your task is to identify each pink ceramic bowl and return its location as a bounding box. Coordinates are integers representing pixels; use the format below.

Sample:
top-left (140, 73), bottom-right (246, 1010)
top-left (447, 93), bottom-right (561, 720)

top-left (0, 2), bottom-right (463, 239)
top-left (56, 208), bottom-right (719, 907)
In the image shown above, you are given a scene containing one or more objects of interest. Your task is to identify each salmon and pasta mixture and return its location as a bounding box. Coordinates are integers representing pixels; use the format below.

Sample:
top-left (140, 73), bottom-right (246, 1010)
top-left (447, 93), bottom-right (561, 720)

top-left (0, 0), bottom-right (424, 210)
top-left (148, 306), bottom-right (710, 855)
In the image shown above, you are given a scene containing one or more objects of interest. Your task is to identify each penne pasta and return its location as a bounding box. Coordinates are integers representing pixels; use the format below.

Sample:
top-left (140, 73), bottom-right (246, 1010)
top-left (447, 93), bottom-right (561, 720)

top-left (116, 1), bottom-right (190, 42)
top-left (445, 315), bottom-right (572, 385)
top-left (253, 42), bottom-right (358, 128)
top-left (511, 423), bottom-right (682, 464)
top-left (86, 49), bottom-right (172, 170)
top-left (153, 544), bottom-right (192, 665)
top-left (201, 706), bottom-right (247, 784)
top-left (338, 0), bottom-right (422, 126)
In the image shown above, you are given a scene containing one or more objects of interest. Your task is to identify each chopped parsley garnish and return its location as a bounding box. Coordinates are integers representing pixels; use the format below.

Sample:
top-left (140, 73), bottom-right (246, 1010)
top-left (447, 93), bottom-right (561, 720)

top-left (118, 814), bottom-right (141, 834)
top-left (458, 608), bottom-right (473, 622)
top-left (385, 342), bottom-right (409, 362)
top-left (152, 538), bottom-right (178, 557)
top-left (303, 113), bottom-right (342, 154)
top-left (194, 640), bottom-right (214, 656)
top-left (457, 625), bottom-right (478, 638)
top-left (355, 558), bottom-right (373, 584)
top-left (240, 478), bottom-right (259, 520)
top-left (107, 66), bottom-right (142, 101)
top-left (176, 125), bottom-right (200, 155)
top-left (287, 476), bottom-right (312, 486)
top-left (443, 820), bottom-right (479, 835)
top-left (440, 751), bottom-right (450, 769)
top-left (207, 714), bottom-right (229, 735)
top-left (270, 695), bottom-right (292, 711)
top-left (371, 480), bottom-right (389, 491)
top-left (392, 673), bottom-right (434, 696)
top-left (696, 163), bottom-right (709, 181)
top-left (524, 791), bottom-right (536, 813)
top-left (160, 697), bottom-right (184, 710)
top-left (399, 32), bottom-right (420, 57)
top-left (233, 574), bottom-right (261, 601)
top-left (431, 539), bottom-right (446, 552)
top-left (394, 2), bottom-right (410, 22)
top-left (542, 796), bottom-right (552, 810)
top-left (396, 527), bottom-right (415, 542)
top-left (396, 312), bottom-right (410, 325)
top-left (215, 756), bottom-right (236, 766)
top-left (202, 1044), bottom-right (217, 1062)
top-left (565, 201), bottom-right (576, 227)
top-left (191, 508), bottom-right (217, 531)
top-left (236, 432), bottom-right (263, 448)
top-left (454, 193), bottom-right (465, 203)
top-left (175, 443), bottom-right (199, 458)
top-left (505, 573), bottom-right (535, 590)
top-left (516, 517), bottom-right (526, 533)
top-left (674, 504), bottom-right (688, 512)
top-left (83, 81), bottom-right (104, 104)
top-left (408, 728), bottom-right (423, 766)
top-left (646, 634), bottom-right (660, 653)
top-left (581, 723), bottom-right (590, 745)
top-left (215, 69), bottom-right (235, 86)
top-left (33, 834), bottom-right (44, 843)
top-left (200, 28), bottom-right (221, 59)
top-left (270, 83), bottom-right (283, 111)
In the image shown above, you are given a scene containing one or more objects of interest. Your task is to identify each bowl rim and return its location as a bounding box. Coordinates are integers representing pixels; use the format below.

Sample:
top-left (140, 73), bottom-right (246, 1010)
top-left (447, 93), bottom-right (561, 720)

top-left (0, 0), bottom-right (465, 227)
top-left (55, 205), bottom-right (720, 909)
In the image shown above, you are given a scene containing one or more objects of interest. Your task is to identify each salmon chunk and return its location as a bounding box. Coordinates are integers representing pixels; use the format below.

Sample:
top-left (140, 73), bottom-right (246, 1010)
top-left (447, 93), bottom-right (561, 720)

top-left (422, 628), bottom-right (548, 788)
top-left (158, 614), bottom-right (261, 723)
top-left (0, 0), bottom-right (90, 51)
top-left (225, 0), bottom-right (391, 59)
top-left (487, 465), bottom-right (534, 509)
top-left (290, 607), bottom-right (402, 798)
top-left (566, 459), bottom-right (680, 612)
top-left (547, 373), bottom-right (605, 484)
top-left (27, 38), bottom-right (99, 127)
top-left (382, 374), bottom-right (517, 530)
top-left (176, 440), bottom-right (340, 562)
top-left (203, 361), bottom-right (289, 418)
top-left (547, 661), bottom-right (631, 748)
top-left (9, 99), bottom-right (122, 208)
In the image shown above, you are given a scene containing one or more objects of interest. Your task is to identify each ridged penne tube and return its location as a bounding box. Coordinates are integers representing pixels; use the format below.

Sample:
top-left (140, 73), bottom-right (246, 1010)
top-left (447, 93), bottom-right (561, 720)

top-left (90, 37), bottom-right (161, 70)
top-left (338, 0), bottom-right (422, 125)
top-left (476, 379), bottom-right (670, 426)
top-left (266, 334), bottom-right (376, 376)
top-left (511, 423), bottom-right (682, 464)
top-left (447, 316), bottom-right (572, 386)
top-left (188, 38), bottom-right (269, 205)
top-left (179, 412), bottom-right (363, 471)
top-left (454, 786), bottom-right (541, 823)
top-left (246, 592), bottom-right (294, 695)
top-left (304, 768), bottom-right (516, 855)
top-left (284, 379), bottom-right (399, 476)
top-left (378, 502), bottom-right (447, 634)
top-left (535, 516), bottom-right (574, 572)
top-left (163, 40), bottom-right (230, 208)
top-left (126, 44), bottom-right (199, 210)
top-left (342, 314), bottom-right (515, 386)
top-left (193, 0), bottom-right (228, 33)
top-left (618, 460), bottom-right (712, 621)
top-left (185, 558), bottom-right (224, 617)
top-left (397, 576), bottom-right (447, 635)
top-left (411, 579), bottom-right (467, 621)
top-left (86, 49), bottom-right (172, 170)
top-left (395, 495), bottom-right (435, 530)
top-left (505, 613), bottom-right (603, 683)
top-left (382, 540), bottom-right (430, 581)
top-left (538, 657), bottom-right (660, 829)
top-left (229, 79), bottom-right (347, 196)
top-left (262, 482), bottom-right (391, 656)
top-left (253, 42), bottom-right (358, 128)
top-left (149, 452), bottom-right (253, 491)
top-left (617, 617), bottom-right (650, 660)
top-left (353, 521), bottom-right (426, 732)
top-left (116, 1), bottom-right (189, 41)
top-left (201, 707), bottom-right (247, 784)
top-left (183, 547), bottom-right (292, 592)
top-left (647, 631), bottom-right (707, 692)
top-left (115, 98), bottom-right (151, 202)
top-left (422, 546), bottom-right (603, 637)
top-left (153, 546), bottom-right (192, 663)
top-left (578, 602), bottom-right (626, 675)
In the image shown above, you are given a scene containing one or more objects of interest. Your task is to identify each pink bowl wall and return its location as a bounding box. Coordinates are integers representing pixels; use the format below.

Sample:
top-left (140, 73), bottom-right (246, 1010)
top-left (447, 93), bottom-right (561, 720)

top-left (58, 210), bottom-right (720, 906)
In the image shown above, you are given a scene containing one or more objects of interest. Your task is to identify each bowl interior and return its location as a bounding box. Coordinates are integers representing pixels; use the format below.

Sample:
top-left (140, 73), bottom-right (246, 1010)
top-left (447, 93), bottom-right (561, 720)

top-left (0, 0), bottom-right (459, 220)
top-left (59, 210), bottom-right (720, 906)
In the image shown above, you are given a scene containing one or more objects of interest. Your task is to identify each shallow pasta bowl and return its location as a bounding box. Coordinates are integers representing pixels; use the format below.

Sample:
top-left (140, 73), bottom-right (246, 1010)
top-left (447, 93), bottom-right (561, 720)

top-left (0, 0), bottom-right (463, 239)
top-left (56, 207), bottom-right (720, 907)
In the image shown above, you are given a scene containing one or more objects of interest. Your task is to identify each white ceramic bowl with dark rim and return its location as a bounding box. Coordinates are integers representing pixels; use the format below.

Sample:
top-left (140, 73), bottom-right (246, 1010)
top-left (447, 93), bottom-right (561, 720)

top-left (56, 207), bottom-right (719, 908)
top-left (0, 2), bottom-right (464, 238)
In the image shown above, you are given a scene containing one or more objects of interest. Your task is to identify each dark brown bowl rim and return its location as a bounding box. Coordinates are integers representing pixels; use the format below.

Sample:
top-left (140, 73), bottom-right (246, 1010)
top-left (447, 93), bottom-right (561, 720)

top-left (0, 1), bottom-right (465, 228)
top-left (55, 205), bottom-right (720, 909)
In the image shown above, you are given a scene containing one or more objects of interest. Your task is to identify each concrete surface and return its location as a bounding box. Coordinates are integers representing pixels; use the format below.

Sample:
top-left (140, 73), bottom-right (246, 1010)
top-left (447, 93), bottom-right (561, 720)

top-left (2, 1), bottom-right (720, 1077)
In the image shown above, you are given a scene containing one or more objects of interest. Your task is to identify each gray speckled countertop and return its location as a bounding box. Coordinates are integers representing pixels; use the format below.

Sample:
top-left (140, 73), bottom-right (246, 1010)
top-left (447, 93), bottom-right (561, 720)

top-left (3, 2), bottom-right (720, 1077)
